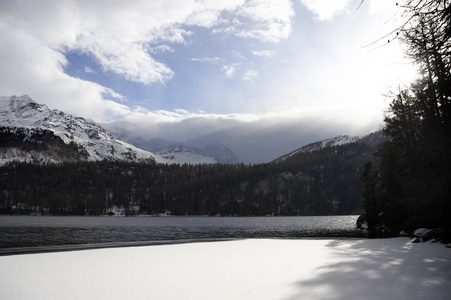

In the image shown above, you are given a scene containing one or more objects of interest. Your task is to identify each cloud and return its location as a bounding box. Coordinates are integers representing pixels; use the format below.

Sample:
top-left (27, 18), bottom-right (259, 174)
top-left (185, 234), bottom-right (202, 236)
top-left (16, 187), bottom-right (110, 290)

top-left (252, 50), bottom-right (275, 57)
top-left (108, 106), bottom-right (382, 163)
top-left (84, 67), bottom-right (95, 74)
top-left (300, 0), bottom-right (351, 21)
top-left (213, 0), bottom-right (294, 42)
top-left (238, 0), bottom-right (294, 24)
top-left (185, 9), bottom-right (225, 28)
top-left (216, 21), bottom-right (292, 43)
top-left (91, 42), bottom-right (175, 84)
top-left (191, 57), bottom-right (221, 64)
top-left (243, 70), bottom-right (258, 81)
top-left (148, 45), bottom-right (174, 54)
top-left (221, 65), bottom-right (236, 78)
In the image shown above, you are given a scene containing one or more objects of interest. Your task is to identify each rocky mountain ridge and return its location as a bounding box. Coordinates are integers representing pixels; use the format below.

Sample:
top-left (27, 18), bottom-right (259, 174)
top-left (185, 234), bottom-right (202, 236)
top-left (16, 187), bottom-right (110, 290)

top-left (0, 95), bottom-right (162, 165)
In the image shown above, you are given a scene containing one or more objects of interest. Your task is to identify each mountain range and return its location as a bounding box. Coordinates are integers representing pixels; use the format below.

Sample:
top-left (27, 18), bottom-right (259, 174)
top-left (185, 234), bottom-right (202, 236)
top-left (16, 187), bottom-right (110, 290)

top-left (0, 95), bottom-right (218, 165)
top-left (0, 95), bottom-right (381, 166)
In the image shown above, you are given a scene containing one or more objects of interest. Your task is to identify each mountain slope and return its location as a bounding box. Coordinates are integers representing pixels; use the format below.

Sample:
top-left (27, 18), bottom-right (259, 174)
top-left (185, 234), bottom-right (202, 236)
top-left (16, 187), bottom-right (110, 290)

top-left (0, 95), bottom-right (162, 165)
top-left (273, 134), bottom-right (377, 163)
top-left (105, 126), bottom-right (238, 164)
top-left (158, 147), bottom-right (219, 164)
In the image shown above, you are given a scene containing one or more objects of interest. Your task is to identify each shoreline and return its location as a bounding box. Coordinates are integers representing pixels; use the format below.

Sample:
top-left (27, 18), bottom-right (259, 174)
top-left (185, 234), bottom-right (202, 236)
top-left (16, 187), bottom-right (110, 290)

top-left (0, 236), bottom-right (368, 256)
top-left (0, 238), bottom-right (241, 256)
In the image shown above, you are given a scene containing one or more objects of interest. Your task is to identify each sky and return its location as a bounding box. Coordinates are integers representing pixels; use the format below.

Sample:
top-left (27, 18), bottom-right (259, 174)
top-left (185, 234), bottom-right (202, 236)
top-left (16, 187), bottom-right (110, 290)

top-left (0, 0), bottom-right (418, 163)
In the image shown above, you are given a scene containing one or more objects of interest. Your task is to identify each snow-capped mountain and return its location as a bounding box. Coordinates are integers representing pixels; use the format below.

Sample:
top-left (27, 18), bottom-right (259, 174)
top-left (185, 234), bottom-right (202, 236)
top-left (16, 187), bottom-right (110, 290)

top-left (158, 147), bottom-right (219, 164)
top-left (274, 135), bottom-right (360, 163)
top-left (105, 125), bottom-right (239, 164)
top-left (0, 95), bottom-right (164, 165)
top-left (299, 135), bottom-right (360, 152)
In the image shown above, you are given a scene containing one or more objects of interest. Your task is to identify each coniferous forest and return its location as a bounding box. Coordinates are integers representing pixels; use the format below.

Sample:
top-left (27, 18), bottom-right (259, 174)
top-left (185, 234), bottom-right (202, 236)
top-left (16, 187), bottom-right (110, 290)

top-left (358, 1), bottom-right (451, 237)
top-left (0, 139), bottom-right (379, 217)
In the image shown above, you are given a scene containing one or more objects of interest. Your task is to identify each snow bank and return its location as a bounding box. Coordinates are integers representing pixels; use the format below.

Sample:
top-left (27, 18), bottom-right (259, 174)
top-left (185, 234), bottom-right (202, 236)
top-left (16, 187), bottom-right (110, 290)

top-left (0, 238), bottom-right (450, 300)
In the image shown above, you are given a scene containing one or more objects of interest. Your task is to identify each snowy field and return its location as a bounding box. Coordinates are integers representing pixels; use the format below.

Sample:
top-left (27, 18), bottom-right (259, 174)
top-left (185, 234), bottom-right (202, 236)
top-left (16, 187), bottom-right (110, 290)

top-left (1, 238), bottom-right (450, 300)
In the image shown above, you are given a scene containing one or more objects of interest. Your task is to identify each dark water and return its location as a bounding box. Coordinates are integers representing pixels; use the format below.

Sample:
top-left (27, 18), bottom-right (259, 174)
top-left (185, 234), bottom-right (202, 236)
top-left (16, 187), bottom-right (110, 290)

top-left (0, 215), bottom-right (364, 248)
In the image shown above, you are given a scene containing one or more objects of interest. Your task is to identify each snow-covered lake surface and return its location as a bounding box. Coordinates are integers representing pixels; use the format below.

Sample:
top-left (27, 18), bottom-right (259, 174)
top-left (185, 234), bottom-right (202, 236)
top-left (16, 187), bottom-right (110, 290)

top-left (0, 215), bottom-right (364, 248)
top-left (1, 238), bottom-right (450, 300)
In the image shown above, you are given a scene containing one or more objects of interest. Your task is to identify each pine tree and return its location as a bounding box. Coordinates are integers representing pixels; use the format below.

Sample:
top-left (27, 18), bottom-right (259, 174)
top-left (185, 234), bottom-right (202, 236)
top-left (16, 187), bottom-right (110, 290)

top-left (360, 0), bottom-right (451, 235)
top-left (358, 162), bottom-right (381, 233)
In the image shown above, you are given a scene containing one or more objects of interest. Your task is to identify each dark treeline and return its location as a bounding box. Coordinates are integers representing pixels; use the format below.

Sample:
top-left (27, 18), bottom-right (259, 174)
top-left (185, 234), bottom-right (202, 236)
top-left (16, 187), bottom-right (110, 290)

top-left (0, 140), bottom-right (377, 216)
top-left (359, 0), bottom-right (451, 237)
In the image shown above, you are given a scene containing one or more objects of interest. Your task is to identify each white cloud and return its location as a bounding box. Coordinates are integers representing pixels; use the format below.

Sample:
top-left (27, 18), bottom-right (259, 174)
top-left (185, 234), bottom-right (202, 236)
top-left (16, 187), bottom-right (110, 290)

top-left (300, 0), bottom-right (351, 21)
top-left (252, 50), bottom-right (275, 57)
top-left (91, 42), bottom-right (175, 84)
top-left (243, 70), bottom-right (258, 81)
top-left (216, 21), bottom-right (292, 43)
top-left (221, 65), bottom-right (236, 78)
top-left (186, 10), bottom-right (224, 28)
top-left (214, 0), bottom-right (295, 42)
top-left (148, 45), bottom-right (174, 54)
top-left (191, 57), bottom-right (221, 64)
top-left (231, 22), bottom-right (293, 42)
top-left (84, 67), bottom-right (95, 74)
top-left (238, 0), bottom-right (294, 24)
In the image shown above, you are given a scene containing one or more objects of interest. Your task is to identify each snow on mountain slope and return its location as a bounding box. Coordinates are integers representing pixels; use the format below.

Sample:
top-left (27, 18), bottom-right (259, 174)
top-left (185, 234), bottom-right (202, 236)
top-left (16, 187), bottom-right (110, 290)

top-left (182, 136), bottom-right (240, 164)
top-left (0, 95), bottom-right (164, 165)
top-left (104, 125), bottom-right (233, 164)
top-left (274, 135), bottom-right (359, 163)
top-left (158, 147), bottom-right (219, 164)
top-left (105, 126), bottom-right (175, 153)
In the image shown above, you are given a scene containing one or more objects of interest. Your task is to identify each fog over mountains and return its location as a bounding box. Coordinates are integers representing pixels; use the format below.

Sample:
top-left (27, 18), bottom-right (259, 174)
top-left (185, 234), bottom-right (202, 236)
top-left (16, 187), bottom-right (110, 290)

top-left (105, 126), bottom-right (239, 164)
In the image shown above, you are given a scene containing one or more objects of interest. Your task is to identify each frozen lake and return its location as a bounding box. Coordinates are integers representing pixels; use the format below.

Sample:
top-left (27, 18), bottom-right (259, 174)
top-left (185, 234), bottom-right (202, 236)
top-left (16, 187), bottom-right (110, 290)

top-left (0, 215), bottom-right (363, 248)
top-left (2, 238), bottom-right (450, 300)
